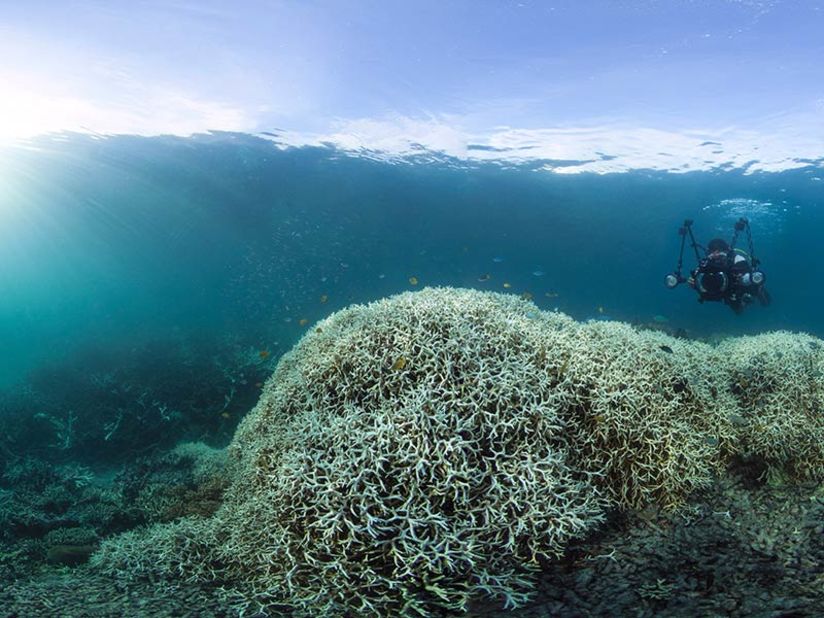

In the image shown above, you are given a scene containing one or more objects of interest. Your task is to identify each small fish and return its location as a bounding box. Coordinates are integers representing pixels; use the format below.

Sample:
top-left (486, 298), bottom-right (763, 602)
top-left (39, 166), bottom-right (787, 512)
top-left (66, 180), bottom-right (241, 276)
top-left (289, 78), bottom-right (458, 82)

top-left (391, 356), bottom-right (408, 370)
top-left (597, 306), bottom-right (605, 314)
top-left (728, 413), bottom-right (748, 427)
top-left (378, 273), bottom-right (386, 279)
top-left (254, 382), bottom-right (263, 388)
top-left (503, 282), bottom-right (511, 289)
top-left (319, 294), bottom-right (328, 304)
top-left (704, 436), bottom-right (720, 447)
top-left (408, 276), bottom-right (419, 286)
top-left (221, 412), bottom-right (231, 419)
top-left (315, 327), bottom-right (323, 333)
top-left (545, 291), bottom-right (559, 298)
top-left (653, 314), bottom-right (669, 323)
top-left (659, 345), bottom-right (674, 354)
top-left (259, 350), bottom-right (270, 360)
top-left (492, 256), bottom-right (504, 263)
top-left (521, 291), bottom-right (533, 301)
top-left (478, 273), bottom-right (491, 282)
top-left (532, 270), bottom-right (545, 277)
top-left (299, 318), bottom-right (309, 326)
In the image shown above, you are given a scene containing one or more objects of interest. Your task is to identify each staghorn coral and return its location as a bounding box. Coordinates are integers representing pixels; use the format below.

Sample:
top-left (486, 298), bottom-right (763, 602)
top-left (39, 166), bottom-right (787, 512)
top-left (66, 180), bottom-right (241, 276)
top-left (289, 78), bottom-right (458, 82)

top-left (90, 516), bottom-right (221, 585)
top-left (122, 441), bottom-right (230, 523)
top-left (91, 287), bottom-right (824, 617)
top-left (718, 332), bottom-right (824, 481)
top-left (96, 288), bottom-right (606, 615)
top-left (557, 321), bottom-right (738, 510)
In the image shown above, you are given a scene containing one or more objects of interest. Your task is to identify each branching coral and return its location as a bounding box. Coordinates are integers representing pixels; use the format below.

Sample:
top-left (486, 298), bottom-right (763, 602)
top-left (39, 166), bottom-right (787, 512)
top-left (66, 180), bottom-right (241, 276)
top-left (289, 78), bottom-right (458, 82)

top-left (96, 289), bottom-right (605, 615)
top-left (91, 287), bottom-right (824, 617)
top-left (213, 288), bottom-right (605, 614)
top-left (556, 321), bottom-right (738, 510)
top-left (718, 332), bottom-right (824, 481)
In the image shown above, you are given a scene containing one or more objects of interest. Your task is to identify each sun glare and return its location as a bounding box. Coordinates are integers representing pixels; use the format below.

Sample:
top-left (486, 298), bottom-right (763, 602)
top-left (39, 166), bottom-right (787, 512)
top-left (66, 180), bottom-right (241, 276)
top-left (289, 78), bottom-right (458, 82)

top-left (0, 86), bottom-right (86, 142)
top-left (0, 93), bottom-right (45, 141)
top-left (0, 74), bottom-right (253, 142)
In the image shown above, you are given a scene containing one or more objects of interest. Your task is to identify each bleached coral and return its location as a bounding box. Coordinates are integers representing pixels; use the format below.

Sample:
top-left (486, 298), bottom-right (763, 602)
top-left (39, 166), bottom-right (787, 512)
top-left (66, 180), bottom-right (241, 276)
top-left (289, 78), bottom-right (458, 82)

top-left (171, 441), bottom-right (228, 485)
top-left (718, 331), bottom-right (824, 481)
top-left (214, 288), bottom-right (605, 615)
top-left (556, 321), bottom-right (738, 510)
top-left (96, 289), bottom-right (605, 615)
top-left (91, 287), bottom-right (824, 617)
top-left (92, 517), bottom-right (218, 584)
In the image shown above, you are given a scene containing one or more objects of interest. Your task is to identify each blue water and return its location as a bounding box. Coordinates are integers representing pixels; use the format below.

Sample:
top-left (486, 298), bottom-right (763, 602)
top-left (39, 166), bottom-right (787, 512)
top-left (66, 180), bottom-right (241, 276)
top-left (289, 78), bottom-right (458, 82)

top-left (2, 132), bottom-right (821, 389)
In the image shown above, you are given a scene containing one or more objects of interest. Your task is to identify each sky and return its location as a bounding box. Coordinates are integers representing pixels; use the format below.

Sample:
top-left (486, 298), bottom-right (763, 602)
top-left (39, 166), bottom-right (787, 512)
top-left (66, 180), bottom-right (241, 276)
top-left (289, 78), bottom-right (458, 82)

top-left (0, 0), bottom-right (823, 172)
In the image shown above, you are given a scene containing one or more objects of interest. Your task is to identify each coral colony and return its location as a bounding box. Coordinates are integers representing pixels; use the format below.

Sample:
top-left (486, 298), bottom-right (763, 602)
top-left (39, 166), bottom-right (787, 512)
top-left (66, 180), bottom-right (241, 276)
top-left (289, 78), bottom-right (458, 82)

top-left (92, 288), bottom-right (824, 616)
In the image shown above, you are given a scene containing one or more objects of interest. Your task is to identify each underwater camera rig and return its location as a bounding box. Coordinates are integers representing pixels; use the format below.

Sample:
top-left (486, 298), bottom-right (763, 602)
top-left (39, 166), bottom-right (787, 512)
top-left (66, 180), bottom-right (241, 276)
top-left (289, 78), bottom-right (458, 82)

top-left (665, 217), bottom-right (765, 291)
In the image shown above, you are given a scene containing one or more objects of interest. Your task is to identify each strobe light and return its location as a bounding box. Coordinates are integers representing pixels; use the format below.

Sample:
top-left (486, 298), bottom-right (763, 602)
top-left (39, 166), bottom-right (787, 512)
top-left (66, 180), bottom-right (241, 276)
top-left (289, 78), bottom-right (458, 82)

top-left (751, 271), bottom-right (765, 285)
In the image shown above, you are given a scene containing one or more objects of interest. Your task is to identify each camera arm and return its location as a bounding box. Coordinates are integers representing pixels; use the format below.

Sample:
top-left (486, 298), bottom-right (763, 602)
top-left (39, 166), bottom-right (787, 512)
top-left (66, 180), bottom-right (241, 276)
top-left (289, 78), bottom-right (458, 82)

top-left (666, 219), bottom-right (702, 288)
top-left (729, 217), bottom-right (759, 268)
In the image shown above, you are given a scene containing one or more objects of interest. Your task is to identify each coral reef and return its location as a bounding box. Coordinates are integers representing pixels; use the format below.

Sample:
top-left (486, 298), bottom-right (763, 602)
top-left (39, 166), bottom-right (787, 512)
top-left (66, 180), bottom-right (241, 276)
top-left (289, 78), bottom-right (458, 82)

top-left (559, 322), bottom-right (737, 509)
top-left (96, 288), bottom-right (606, 615)
top-left (90, 288), bottom-right (824, 617)
top-left (120, 441), bottom-right (229, 522)
top-left (5, 454), bottom-right (822, 618)
top-left (0, 335), bottom-right (269, 467)
top-left (0, 442), bottom-right (228, 582)
top-left (719, 332), bottom-right (824, 481)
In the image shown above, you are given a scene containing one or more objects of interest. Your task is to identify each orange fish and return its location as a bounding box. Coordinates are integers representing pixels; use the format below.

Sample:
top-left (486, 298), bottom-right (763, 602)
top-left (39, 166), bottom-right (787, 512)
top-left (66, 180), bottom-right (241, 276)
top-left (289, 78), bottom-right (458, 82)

top-left (503, 282), bottom-right (511, 289)
top-left (299, 318), bottom-right (309, 326)
top-left (391, 356), bottom-right (408, 370)
top-left (259, 350), bottom-right (270, 360)
top-left (408, 276), bottom-right (419, 286)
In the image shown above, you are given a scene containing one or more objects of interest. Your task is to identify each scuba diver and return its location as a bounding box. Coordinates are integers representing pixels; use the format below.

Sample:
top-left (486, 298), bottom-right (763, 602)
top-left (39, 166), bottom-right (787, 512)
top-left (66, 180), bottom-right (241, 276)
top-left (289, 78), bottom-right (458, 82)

top-left (665, 218), bottom-right (771, 314)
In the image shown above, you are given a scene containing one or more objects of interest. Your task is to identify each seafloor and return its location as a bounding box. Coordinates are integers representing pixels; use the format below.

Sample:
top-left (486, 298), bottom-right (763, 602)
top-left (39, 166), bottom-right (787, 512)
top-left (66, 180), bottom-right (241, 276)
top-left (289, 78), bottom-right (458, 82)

top-left (1, 463), bottom-right (821, 617)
